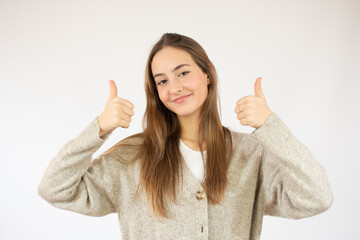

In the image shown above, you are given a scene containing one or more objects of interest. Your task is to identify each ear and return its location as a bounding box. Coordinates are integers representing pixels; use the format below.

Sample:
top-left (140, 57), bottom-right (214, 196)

top-left (202, 71), bottom-right (210, 84)
top-left (206, 64), bottom-right (214, 84)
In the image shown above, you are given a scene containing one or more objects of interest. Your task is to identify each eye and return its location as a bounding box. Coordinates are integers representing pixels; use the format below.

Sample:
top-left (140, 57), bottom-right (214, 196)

top-left (179, 71), bottom-right (189, 77)
top-left (157, 79), bottom-right (167, 86)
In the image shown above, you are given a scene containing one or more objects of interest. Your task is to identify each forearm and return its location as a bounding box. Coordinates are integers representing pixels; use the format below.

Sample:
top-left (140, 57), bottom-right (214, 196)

top-left (252, 113), bottom-right (333, 218)
top-left (38, 117), bottom-right (115, 216)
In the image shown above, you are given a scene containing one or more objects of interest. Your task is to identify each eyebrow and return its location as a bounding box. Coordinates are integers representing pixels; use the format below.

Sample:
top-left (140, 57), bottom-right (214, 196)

top-left (153, 64), bottom-right (191, 79)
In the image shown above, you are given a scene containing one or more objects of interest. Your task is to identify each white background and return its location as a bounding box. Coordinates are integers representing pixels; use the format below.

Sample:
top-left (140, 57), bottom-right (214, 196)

top-left (0, 0), bottom-right (359, 239)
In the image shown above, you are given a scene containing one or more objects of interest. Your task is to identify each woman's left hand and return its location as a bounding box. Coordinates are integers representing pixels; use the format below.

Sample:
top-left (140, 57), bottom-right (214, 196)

top-left (234, 77), bottom-right (273, 129)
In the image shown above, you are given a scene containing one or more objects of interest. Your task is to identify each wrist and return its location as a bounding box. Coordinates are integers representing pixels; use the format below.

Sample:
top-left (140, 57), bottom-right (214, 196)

top-left (97, 116), bottom-right (107, 138)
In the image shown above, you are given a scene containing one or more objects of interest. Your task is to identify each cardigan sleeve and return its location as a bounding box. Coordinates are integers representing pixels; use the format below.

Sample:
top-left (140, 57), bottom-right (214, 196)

top-left (251, 112), bottom-right (333, 219)
top-left (37, 116), bottom-right (118, 217)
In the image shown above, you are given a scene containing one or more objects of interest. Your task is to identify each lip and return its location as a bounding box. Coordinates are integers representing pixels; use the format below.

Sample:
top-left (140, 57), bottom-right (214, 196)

top-left (172, 94), bottom-right (192, 103)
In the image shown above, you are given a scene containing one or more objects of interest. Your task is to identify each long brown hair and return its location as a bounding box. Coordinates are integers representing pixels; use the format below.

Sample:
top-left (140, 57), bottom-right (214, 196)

top-left (105, 33), bottom-right (232, 219)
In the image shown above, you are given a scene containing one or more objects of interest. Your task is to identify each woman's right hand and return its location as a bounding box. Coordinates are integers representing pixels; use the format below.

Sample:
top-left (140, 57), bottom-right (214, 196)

top-left (97, 80), bottom-right (134, 137)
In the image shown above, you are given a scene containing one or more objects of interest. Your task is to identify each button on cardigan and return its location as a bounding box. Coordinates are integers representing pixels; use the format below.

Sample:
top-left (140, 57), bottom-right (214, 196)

top-left (37, 113), bottom-right (333, 239)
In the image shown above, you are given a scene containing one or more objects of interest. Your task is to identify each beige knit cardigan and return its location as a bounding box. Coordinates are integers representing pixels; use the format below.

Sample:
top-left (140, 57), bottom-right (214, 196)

top-left (38, 112), bottom-right (333, 239)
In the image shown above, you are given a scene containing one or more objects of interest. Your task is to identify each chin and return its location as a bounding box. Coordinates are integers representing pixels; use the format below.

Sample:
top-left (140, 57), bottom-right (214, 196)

top-left (170, 108), bottom-right (200, 118)
top-left (164, 101), bottom-right (203, 118)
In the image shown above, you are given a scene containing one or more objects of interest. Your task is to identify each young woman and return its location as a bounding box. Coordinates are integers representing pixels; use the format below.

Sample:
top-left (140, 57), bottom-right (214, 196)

top-left (38, 33), bottom-right (333, 239)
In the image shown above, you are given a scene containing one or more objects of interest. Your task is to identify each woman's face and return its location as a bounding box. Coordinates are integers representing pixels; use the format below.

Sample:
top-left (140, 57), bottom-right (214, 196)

top-left (151, 46), bottom-right (209, 119)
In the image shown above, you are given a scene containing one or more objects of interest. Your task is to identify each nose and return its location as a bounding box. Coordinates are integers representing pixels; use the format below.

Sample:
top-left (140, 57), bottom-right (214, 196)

top-left (169, 78), bottom-right (182, 94)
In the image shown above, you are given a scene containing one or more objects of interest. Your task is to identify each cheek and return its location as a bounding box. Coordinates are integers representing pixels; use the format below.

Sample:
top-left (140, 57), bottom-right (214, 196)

top-left (191, 78), bottom-right (208, 96)
top-left (157, 88), bottom-right (168, 103)
top-left (183, 77), bottom-right (200, 90)
top-left (199, 82), bottom-right (209, 100)
top-left (201, 87), bottom-right (208, 100)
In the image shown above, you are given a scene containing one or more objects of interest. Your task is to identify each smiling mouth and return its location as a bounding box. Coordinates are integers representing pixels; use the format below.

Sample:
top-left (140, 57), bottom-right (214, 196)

top-left (172, 94), bottom-right (192, 103)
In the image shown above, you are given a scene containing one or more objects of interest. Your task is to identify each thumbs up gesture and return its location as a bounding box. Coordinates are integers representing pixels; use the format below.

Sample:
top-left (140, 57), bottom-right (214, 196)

top-left (97, 80), bottom-right (134, 137)
top-left (234, 77), bottom-right (272, 129)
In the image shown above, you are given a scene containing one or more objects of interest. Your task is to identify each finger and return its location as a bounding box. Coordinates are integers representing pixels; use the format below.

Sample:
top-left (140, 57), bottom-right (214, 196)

top-left (236, 96), bottom-right (252, 106)
top-left (114, 97), bottom-right (135, 109)
top-left (235, 103), bottom-right (245, 114)
top-left (237, 111), bottom-right (246, 120)
top-left (239, 103), bottom-right (246, 112)
top-left (109, 80), bottom-right (118, 100)
top-left (119, 113), bottom-right (132, 122)
top-left (234, 105), bottom-right (239, 114)
top-left (254, 77), bottom-right (265, 99)
top-left (239, 118), bottom-right (249, 126)
top-left (234, 103), bottom-right (240, 113)
top-left (122, 106), bottom-right (134, 117)
top-left (117, 119), bottom-right (130, 128)
top-left (122, 99), bottom-right (134, 109)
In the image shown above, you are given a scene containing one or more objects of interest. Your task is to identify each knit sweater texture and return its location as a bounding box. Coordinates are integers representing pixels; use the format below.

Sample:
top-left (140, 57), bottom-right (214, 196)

top-left (38, 112), bottom-right (333, 239)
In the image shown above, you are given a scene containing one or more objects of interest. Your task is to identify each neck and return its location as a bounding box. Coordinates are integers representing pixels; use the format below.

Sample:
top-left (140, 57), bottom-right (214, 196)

top-left (178, 112), bottom-right (204, 150)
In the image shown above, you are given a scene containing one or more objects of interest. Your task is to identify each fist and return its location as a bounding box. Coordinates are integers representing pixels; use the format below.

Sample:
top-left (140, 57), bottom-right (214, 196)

top-left (97, 80), bottom-right (134, 137)
top-left (234, 77), bottom-right (272, 129)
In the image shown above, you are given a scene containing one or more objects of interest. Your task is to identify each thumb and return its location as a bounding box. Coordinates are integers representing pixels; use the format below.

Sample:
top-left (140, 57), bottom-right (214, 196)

top-left (254, 77), bottom-right (265, 99)
top-left (108, 80), bottom-right (118, 100)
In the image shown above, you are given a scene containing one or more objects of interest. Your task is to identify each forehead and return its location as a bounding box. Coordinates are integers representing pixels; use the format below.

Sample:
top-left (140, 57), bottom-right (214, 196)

top-left (151, 46), bottom-right (194, 73)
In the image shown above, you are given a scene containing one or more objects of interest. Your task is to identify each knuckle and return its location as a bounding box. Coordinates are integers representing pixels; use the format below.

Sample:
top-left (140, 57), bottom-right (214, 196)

top-left (118, 117), bottom-right (126, 124)
top-left (114, 97), bottom-right (123, 103)
top-left (115, 119), bottom-right (122, 127)
top-left (119, 101), bottom-right (126, 107)
top-left (240, 118), bottom-right (248, 125)
top-left (113, 108), bottom-right (120, 115)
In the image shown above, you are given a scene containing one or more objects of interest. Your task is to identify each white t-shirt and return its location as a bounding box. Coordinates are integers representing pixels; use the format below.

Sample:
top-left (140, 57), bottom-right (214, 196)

top-left (179, 139), bottom-right (206, 183)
